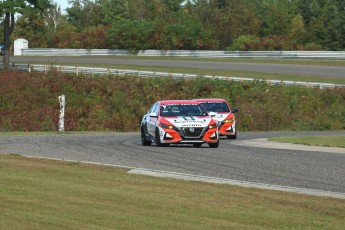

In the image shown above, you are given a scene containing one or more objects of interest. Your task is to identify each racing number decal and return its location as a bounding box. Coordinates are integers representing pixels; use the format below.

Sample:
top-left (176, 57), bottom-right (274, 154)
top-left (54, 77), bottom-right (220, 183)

top-left (182, 117), bottom-right (196, 121)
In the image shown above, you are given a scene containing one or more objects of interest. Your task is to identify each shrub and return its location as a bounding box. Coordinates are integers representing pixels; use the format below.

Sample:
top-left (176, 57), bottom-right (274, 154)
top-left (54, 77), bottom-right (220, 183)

top-left (227, 35), bottom-right (323, 51)
top-left (0, 71), bottom-right (344, 132)
top-left (227, 35), bottom-right (260, 51)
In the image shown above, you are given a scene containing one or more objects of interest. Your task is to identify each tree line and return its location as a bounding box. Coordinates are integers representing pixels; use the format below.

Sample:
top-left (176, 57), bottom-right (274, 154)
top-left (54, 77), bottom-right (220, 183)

top-left (2, 0), bottom-right (345, 51)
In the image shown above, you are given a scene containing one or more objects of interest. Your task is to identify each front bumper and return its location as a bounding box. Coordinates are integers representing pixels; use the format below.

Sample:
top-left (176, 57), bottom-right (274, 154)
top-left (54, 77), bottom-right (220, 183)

top-left (159, 126), bottom-right (218, 144)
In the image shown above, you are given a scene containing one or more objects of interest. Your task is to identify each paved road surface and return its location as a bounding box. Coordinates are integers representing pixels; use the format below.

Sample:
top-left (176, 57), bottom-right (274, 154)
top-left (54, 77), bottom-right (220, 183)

top-left (11, 56), bottom-right (345, 78)
top-left (1, 131), bottom-right (344, 198)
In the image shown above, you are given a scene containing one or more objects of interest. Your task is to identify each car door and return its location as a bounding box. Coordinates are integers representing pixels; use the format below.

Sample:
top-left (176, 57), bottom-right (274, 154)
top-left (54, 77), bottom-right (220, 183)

top-left (146, 103), bottom-right (159, 136)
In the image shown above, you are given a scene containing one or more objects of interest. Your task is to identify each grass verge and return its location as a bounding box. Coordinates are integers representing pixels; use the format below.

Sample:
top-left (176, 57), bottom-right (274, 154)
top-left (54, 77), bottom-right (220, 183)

top-left (1, 154), bottom-right (345, 229)
top-left (268, 135), bottom-right (345, 148)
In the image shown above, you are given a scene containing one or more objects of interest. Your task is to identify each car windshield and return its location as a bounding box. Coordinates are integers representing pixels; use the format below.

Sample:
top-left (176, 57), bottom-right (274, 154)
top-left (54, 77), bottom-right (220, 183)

top-left (160, 104), bottom-right (208, 117)
top-left (201, 102), bottom-right (230, 113)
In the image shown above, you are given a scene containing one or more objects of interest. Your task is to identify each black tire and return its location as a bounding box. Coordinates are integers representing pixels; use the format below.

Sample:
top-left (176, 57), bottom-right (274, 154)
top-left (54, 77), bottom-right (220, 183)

top-left (141, 126), bottom-right (151, 146)
top-left (193, 143), bottom-right (203, 147)
top-left (208, 140), bottom-right (219, 148)
top-left (227, 132), bottom-right (237, 139)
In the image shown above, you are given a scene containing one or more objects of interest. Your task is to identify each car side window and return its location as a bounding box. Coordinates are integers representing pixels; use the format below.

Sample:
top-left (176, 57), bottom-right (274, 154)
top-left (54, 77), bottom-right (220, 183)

top-left (153, 103), bottom-right (160, 115)
top-left (148, 103), bottom-right (157, 114)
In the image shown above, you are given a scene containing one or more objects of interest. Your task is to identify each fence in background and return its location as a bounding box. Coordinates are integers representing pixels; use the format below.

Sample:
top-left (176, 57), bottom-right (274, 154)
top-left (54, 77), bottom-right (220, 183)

top-left (19, 49), bottom-right (345, 59)
top-left (3, 63), bottom-right (344, 89)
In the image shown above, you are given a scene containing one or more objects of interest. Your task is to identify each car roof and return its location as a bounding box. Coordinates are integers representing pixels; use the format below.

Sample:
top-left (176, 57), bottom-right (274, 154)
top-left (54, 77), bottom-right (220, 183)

top-left (194, 98), bottom-right (227, 102)
top-left (159, 100), bottom-right (199, 105)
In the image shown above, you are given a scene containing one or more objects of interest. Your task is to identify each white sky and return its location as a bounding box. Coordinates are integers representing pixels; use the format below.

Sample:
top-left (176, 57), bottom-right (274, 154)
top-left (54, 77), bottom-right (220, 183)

top-left (54, 0), bottom-right (70, 13)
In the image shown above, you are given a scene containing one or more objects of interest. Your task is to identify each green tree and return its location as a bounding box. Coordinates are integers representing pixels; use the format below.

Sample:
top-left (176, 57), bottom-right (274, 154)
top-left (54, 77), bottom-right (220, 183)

top-left (289, 13), bottom-right (306, 45)
top-left (12, 12), bottom-right (49, 48)
top-left (248, 0), bottom-right (293, 37)
top-left (101, 0), bottom-right (130, 25)
top-left (194, 0), bottom-right (259, 49)
top-left (335, 0), bottom-right (345, 50)
top-left (128, 0), bottom-right (148, 20)
top-left (166, 18), bottom-right (216, 49)
top-left (106, 19), bottom-right (155, 51)
top-left (294, 0), bottom-right (345, 50)
top-left (66, 0), bottom-right (104, 32)
top-left (1, 0), bottom-right (51, 70)
top-left (142, 0), bottom-right (184, 22)
top-left (318, 1), bottom-right (343, 50)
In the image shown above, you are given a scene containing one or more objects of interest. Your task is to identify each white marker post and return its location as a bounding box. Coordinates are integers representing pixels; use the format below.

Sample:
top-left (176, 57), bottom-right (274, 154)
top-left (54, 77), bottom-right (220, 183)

top-left (58, 95), bottom-right (65, 132)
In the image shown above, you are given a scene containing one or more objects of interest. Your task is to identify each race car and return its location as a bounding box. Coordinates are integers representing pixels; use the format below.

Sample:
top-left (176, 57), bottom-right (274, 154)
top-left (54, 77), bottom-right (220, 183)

top-left (194, 98), bottom-right (238, 139)
top-left (141, 100), bottom-right (219, 148)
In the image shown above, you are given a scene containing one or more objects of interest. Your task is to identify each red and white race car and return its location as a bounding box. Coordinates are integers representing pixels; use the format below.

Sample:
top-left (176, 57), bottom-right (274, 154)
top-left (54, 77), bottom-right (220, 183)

top-left (141, 100), bottom-right (219, 148)
top-left (194, 98), bottom-right (238, 139)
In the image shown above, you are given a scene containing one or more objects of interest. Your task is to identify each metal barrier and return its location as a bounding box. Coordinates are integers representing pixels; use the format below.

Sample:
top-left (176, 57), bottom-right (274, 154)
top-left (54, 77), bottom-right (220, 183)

top-left (19, 49), bottom-right (345, 59)
top-left (3, 63), bottom-right (344, 89)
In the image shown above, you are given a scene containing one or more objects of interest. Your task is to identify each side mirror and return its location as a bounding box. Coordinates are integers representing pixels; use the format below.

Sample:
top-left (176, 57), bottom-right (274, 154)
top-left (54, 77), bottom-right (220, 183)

top-left (209, 112), bottom-right (216, 117)
top-left (149, 112), bottom-right (158, 118)
top-left (232, 108), bottom-right (238, 113)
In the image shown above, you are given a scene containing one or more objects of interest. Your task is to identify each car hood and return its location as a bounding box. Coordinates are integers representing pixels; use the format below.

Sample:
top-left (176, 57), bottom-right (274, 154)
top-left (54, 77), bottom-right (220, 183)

top-left (164, 116), bottom-right (211, 128)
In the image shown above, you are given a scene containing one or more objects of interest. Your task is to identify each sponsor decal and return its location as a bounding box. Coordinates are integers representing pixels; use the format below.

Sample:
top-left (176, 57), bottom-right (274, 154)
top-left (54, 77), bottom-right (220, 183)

top-left (181, 124), bottom-right (203, 127)
top-left (166, 117), bottom-right (209, 127)
top-left (202, 101), bottom-right (223, 104)
top-left (170, 117), bottom-right (208, 124)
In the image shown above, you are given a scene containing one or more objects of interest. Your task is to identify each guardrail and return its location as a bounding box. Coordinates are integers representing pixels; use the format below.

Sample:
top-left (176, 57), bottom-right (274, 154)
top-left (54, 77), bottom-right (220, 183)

top-left (19, 48), bottom-right (345, 59)
top-left (3, 63), bottom-right (344, 89)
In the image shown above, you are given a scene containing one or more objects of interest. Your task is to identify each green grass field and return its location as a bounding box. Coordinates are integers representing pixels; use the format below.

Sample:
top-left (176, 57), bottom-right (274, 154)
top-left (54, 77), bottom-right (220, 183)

top-left (269, 135), bottom-right (345, 148)
top-left (1, 154), bottom-right (345, 229)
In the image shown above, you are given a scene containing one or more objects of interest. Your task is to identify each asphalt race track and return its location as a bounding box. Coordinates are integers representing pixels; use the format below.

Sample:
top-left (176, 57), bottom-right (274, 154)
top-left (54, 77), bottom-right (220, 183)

top-left (1, 131), bottom-right (344, 198)
top-left (11, 56), bottom-right (345, 78)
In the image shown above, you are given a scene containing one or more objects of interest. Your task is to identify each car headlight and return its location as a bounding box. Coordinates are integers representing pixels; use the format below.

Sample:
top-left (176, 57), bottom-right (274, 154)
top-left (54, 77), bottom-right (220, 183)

top-left (224, 118), bottom-right (234, 123)
top-left (208, 123), bottom-right (217, 129)
top-left (160, 123), bottom-right (175, 130)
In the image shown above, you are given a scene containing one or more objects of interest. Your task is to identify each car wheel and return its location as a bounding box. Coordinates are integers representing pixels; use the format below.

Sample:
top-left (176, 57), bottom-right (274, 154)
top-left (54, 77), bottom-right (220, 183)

top-left (208, 140), bottom-right (219, 148)
top-left (141, 126), bottom-right (151, 146)
top-left (227, 131), bottom-right (237, 139)
top-left (155, 128), bottom-right (168, 147)
top-left (193, 143), bottom-right (203, 147)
